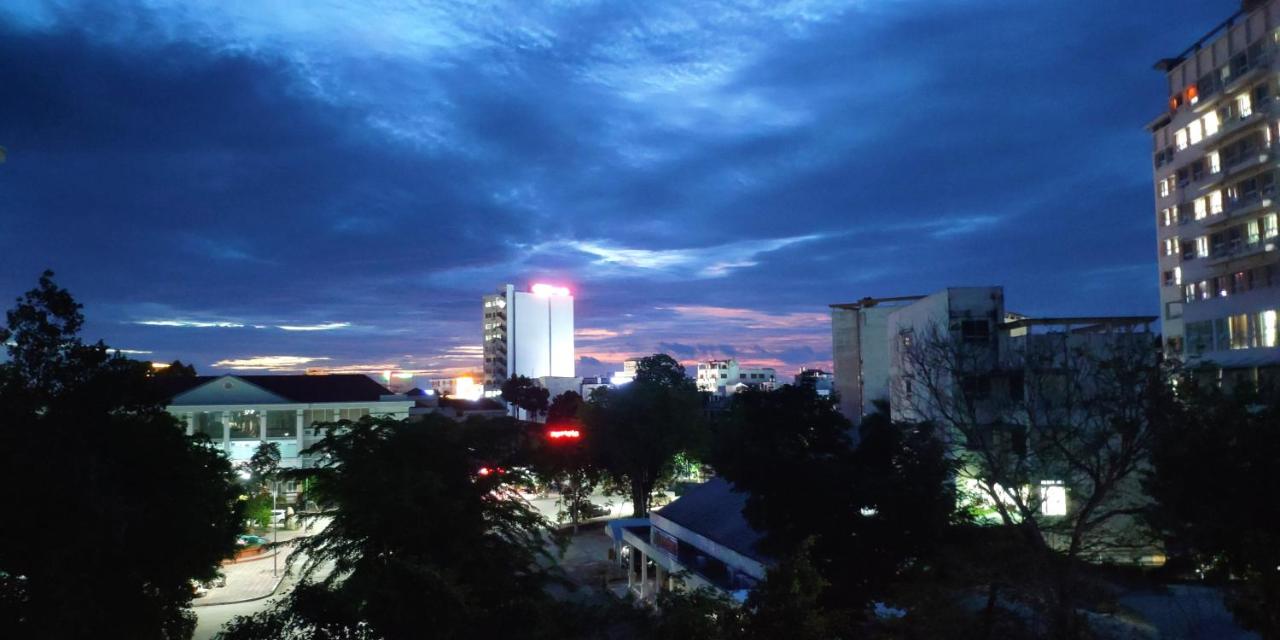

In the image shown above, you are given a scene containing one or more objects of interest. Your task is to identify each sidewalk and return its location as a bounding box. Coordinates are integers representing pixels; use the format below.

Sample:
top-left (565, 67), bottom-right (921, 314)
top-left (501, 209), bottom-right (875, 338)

top-left (194, 524), bottom-right (318, 607)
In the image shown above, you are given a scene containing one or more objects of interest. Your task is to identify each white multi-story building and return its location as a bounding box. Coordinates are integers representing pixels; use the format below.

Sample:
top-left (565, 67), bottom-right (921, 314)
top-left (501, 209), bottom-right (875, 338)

top-left (157, 374), bottom-right (414, 468)
top-left (830, 296), bottom-right (926, 424)
top-left (831, 287), bottom-right (1155, 424)
top-left (694, 359), bottom-right (779, 395)
top-left (1148, 0), bottom-right (1280, 388)
top-left (482, 283), bottom-right (575, 391)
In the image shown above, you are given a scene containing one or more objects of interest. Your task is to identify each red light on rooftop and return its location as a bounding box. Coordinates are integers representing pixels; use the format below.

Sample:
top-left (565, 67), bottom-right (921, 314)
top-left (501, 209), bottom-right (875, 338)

top-left (531, 283), bottom-right (570, 297)
top-left (547, 429), bottom-right (581, 440)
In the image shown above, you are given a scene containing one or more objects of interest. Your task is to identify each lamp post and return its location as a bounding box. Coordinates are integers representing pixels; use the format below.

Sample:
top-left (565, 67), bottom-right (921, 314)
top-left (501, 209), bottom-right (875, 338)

top-left (271, 480), bottom-right (279, 577)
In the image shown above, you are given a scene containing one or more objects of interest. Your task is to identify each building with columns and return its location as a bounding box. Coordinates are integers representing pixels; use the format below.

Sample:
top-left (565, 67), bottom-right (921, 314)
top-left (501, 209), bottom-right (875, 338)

top-left (607, 478), bottom-right (768, 603)
top-left (156, 374), bottom-right (414, 468)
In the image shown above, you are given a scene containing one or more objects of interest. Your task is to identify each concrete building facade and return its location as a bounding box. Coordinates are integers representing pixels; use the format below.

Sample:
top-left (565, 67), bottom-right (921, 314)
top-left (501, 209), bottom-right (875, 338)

top-left (156, 374), bottom-right (414, 468)
top-left (694, 359), bottom-right (779, 395)
top-left (829, 296), bottom-right (924, 424)
top-left (483, 283), bottom-right (575, 391)
top-left (1148, 0), bottom-right (1280, 388)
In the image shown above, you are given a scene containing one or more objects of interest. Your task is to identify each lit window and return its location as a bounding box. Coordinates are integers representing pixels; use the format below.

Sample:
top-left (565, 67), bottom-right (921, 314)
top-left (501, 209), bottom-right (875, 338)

top-left (1159, 179), bottom-right (1170, 197)
top-left (1209, 151), bottom-right (1222, 173)
top-left (1209, 191), bottom-right (1224, 215)
top-left (1266, 213), bottom-right (1279, 238)
top-left (1229, 313), bottom-right (1250, 349)
top-left (1194, 197), bottom-right (1208, 219)
top-left (1164, 237), bottom-right (1179, 256)
top-left (1238, 93), bottom-right (1253, 119)
top-left (1262, 310), bottom-right (1278, 348)
top-left (1249, 219), bottom-right (1262, 244)
top-left (1204, 111), bottom-right (1221, 137)
top-left (1189, 120), bottom-right (1203, 144)
top-left (1200, 280), bottom-right (1211, 300)
top-left (1176, 128), bottom-right (1189, 150)
top-left (1174, 266), bottom-right (1182, 285)
top-left (1196, 236), bottom-right (1210, 257)
top-left (1040, 483), bottom-right (1067, 517)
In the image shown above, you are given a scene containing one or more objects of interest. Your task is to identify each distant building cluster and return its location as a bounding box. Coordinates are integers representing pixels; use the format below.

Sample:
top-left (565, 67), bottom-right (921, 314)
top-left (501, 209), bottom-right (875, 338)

top-left (830, 287), bottom-right (1155, 426)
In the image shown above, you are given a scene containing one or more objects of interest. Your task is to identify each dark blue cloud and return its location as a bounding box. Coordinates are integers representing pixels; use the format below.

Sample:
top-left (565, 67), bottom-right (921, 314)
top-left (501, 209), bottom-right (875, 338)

top-left (0, 0), bottom-right (1232, 375)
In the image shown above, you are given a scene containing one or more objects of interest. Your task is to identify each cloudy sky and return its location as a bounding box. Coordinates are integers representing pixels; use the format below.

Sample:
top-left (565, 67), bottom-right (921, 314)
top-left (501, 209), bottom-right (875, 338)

top-left (0, 0), bottom-right (1229, 380)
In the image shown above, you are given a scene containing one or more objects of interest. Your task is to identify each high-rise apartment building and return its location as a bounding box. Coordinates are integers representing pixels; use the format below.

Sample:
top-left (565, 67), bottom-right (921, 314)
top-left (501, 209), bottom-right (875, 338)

top-left (482, 283), bottom-right (575, 391)
top-left (1149, 0), bottom-right (1280, 387)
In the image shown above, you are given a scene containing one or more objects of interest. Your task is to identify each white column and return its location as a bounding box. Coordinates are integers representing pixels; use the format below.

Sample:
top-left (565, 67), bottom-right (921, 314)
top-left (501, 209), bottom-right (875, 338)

top-left (640, 550), bottom-right (648, 600)
top-left (259, 412), bottom-right (268, 445)
top-left (295, 409), bottom-right (305, 456)
top-left (221, 411), bottom-right (231, 455)
top-left (183, 413), bottom-right (194, 436)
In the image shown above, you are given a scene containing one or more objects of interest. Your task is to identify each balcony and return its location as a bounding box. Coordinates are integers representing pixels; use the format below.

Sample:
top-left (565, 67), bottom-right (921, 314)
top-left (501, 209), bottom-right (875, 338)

top-left (1205, 238), bottom-right (1277, 266)
top-left (1205, 197), bottom-right (1273, 229)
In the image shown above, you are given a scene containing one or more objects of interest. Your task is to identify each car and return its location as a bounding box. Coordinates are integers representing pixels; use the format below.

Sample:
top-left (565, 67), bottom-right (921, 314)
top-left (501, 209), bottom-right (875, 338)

top-left (237, 534), bottom-right (269, 546)
top-left (190, 580), bottom-right (208, 598)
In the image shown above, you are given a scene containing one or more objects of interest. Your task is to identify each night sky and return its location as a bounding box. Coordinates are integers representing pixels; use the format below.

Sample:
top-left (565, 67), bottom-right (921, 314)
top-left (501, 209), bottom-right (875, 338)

top-left (0, 1), bottom-right (1232, 380)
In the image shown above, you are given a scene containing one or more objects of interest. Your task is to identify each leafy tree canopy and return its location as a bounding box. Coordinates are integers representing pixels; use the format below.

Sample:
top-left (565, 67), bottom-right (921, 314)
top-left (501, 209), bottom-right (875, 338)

top-left (581, 355), bottom-right (705, 516)
top-left (220, 414), bottom-right (579, 640)
top-left (546, 390), bottom-right (583, 425)
top-left (501, 374), bottom-right (550, 417)
top-left (711, 386), bottom-right (954, 615)
top-left (1146, 381), bottom-right (1280, 637)
top-left (0, 271), bottom-right (242, 639)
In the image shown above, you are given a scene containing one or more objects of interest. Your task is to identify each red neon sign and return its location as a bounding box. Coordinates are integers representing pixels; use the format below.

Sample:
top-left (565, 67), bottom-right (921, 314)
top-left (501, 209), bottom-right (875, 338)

top-left (547, 429), bottom-right (581, 440)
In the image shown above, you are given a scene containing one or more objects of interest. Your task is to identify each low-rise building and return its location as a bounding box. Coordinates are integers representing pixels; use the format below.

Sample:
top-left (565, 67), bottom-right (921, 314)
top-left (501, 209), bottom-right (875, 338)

top-left (607, 478), bottom-right (767, 602)
top-left (695, 359), bottom-right (779, 395)
top-left (793, 368), bottom-right (835, 397)
top-left (156, 374), bottom-right (414, 468)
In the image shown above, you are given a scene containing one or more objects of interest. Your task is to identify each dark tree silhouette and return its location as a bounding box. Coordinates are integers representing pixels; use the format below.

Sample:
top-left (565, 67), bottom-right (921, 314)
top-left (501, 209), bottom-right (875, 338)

top-left (1146, 382), bottom-right (1280, 637)
top-left (219, 414), bottom-right (577, 640)
top-left (712, 386), bottom-right (954, 619)
top-left (546, 390), bottom-right (583, 424)
top-left (581, 354), bottom-right (705, 517)
top-left (501, 374), bottom-right (550, 418)
top-left (0, 271), bottom-right (242, 639)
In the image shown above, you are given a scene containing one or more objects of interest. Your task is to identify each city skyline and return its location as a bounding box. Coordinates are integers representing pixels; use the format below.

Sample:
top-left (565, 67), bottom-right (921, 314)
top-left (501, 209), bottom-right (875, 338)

top-left (0, 0), bottom-right (1229, 378)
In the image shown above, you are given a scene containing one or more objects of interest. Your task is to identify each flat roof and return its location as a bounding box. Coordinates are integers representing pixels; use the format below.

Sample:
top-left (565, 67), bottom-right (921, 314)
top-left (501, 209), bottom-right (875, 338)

top-left (829, 295), bottom-right (925, 310)
top-left (1001, 316), bottom-right (1157, 332)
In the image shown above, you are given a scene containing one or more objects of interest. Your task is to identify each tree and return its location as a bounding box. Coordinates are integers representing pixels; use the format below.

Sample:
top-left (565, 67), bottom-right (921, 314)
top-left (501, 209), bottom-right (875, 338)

top-left (501, 374), bottom-right (550, 419)
top-left (1146, 382), bottom-right (1280, 637)
top-left (546, 390), bottom-right (583, 424)
top-left (632, 353), bottom-right (688, 388)
top-left (896, 322), bottom-right (1163, 636)
top-left (219, 414), bottom-right (577, 640)
top-left (0, 271), bottom-right (243, 639)
top-left (532, 395), bottom-right (599, 531)
top-left (247, 441), bottom-right (282, 491)
top-left (712, 386), bottom-right (954, 617)
top-left (581, 354), bottom-right (705, 517)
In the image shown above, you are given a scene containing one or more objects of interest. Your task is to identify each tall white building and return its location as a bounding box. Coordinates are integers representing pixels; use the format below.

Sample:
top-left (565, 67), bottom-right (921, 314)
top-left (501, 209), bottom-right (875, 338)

top-left (483, 283), bottom-right (575, 391)
top-left (1148, 0), bottom-right (1280, 388)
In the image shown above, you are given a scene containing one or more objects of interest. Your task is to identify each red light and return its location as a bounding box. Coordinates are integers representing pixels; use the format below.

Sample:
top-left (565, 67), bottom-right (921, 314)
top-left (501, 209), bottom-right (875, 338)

top-left (547, 429), bottom-right (581, 440)
top-left (478, 467), bottom-right (491, 476)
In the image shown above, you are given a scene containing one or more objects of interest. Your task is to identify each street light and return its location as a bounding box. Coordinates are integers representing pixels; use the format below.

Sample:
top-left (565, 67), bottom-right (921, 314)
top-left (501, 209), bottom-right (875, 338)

top-left (272, 481), bottom-right (278, 577)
